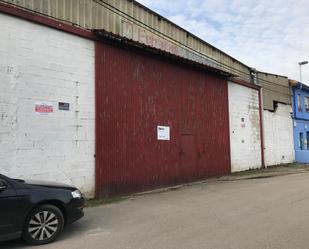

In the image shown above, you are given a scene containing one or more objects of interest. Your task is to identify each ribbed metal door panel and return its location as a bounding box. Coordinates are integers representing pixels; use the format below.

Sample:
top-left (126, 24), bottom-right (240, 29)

top-left (95, 42), bottom-right (231, 197)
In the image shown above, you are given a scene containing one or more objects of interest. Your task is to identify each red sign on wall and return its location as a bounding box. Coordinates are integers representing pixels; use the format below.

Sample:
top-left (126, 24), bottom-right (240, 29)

top-left (35, 101), bottom-right (54, 114)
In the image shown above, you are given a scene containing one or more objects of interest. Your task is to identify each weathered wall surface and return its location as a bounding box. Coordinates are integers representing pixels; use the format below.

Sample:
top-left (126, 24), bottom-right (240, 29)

top-left (228, 82), bottom-right (262, 172)
top-left (264, 104), bottom-right (295, 166)
top-left (1, 0), bottom-right (293, 111)
top-left (96, 41), bottom-right (231, 197)
top-left (0, 13), bottom-right (95, 197)
top-left (257, 72), bottom-right (291, 111)
top-left (1, 0), bottom-right (251, 82)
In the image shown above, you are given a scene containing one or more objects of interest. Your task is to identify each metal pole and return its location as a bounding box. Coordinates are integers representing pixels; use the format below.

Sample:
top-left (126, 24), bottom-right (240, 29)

top-left (299, 61), bottom-right (308, 82)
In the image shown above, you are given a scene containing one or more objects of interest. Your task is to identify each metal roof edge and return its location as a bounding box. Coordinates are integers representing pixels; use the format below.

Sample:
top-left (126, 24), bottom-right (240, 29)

top-left (229, 78), bottom-right (260, 90)
top-left (129, 0), bottom-right (251, 70)
top-left (94, 29), bottom-right (236, 79)
top-left (290, 81), bottom-right (309, 91)
top-left (257, 70), bottom-right (288, 78)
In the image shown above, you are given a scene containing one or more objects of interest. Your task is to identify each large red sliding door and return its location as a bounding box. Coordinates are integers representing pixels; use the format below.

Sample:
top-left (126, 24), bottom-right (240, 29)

top-left (95, 42), bottom-right (231, 197)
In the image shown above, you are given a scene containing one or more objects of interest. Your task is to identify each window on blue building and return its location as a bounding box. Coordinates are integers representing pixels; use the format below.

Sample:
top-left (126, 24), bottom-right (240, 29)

top-left (305, 97), bottom-right (309, 112)
top-left (300, 133), bottom-right (304, 150)
top-left (307, 132), bottom-right (309, 150)
top-left (298, 94), bottom-right (302, 111)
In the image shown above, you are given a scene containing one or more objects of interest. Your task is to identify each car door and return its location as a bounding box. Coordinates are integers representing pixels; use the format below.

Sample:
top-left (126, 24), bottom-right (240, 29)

top-left (0, 176), bottom-right (19, 237)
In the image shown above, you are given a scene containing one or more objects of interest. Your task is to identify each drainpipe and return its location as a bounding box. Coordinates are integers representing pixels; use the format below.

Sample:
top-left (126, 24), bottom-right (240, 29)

top-left (250, 67), bottom-right (257, 85)
top-left (292, 85), bottom-right (296, 120)
top-left (251, 68), bottom-right (266, 169)
top-left (291, 84), bottom-right (297, 162)
top-left (293, 82), bottom-right (302, 119)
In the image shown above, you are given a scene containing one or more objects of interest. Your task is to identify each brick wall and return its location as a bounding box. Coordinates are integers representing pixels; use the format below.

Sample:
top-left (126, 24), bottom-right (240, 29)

top-left (0, 13), bottom-right (95, 197)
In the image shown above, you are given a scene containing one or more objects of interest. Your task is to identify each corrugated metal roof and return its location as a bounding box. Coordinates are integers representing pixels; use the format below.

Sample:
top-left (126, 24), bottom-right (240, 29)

top-left (0, 0), bottom-right (251, 82)
top-left (94, 29), bottom-right (236, 78)
top-left (0, 0), bottom-right (292, 110)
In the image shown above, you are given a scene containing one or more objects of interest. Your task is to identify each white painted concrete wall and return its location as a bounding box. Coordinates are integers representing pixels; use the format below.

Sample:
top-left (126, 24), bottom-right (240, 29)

top-left (264, 104), bottom-right (295, 166)
top-left (228, 82), bottom-right (262, 172)
top-left (0, 13), bottom-right (95, 197)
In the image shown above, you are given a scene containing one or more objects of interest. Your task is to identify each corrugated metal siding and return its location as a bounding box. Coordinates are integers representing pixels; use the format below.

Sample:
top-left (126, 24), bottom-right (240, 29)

top-left (1, 0), bottom-right (251, 82)
top-left (257, 72), bottom-right (291, 110)
top-left (95, 42), bottom-right (231, 197)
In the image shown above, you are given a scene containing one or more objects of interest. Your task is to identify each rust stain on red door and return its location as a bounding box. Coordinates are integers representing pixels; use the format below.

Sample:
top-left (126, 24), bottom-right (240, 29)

top-left (95, 42), bottom-right (231, 197)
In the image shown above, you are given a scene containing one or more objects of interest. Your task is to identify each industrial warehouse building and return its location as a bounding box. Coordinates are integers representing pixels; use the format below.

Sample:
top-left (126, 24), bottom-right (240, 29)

top-left (0, 12), bottom-right (96, 196)
top-left (0, 0), bottom-right (294, 198)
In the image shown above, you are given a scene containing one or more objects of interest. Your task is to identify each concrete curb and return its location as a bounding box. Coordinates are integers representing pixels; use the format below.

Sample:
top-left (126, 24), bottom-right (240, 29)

top-left (131, 166), bottom-right (309, 198)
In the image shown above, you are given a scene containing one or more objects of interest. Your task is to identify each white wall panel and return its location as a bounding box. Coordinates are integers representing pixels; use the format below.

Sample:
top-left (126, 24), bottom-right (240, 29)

top-left (228, 82), bottom-right (262, 172)
top-left (264, 104), bottom-right (295, 166)
top-left (0, 13), bottom-right (95, 197)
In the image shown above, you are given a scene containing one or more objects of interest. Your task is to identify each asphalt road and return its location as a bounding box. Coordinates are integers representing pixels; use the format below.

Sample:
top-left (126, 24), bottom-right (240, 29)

top-left (3, 170), bottom-right (309, 249)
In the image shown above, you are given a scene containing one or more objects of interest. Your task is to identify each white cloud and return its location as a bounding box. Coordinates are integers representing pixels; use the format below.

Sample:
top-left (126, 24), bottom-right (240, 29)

top-left (137, 0), bottom-right (309, 83)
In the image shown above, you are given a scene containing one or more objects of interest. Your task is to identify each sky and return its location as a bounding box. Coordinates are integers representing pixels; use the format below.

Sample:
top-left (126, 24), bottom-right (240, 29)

top-left (137, 0), bottom-right (309, 83)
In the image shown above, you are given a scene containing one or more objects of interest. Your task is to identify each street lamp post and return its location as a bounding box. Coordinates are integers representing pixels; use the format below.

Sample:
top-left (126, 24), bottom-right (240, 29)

top-left (299, 61), bottom-right (308, 82)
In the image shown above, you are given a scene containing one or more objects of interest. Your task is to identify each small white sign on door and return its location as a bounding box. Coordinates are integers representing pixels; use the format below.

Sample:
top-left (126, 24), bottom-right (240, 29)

top-left (157, 126), bottom-right (170, 141)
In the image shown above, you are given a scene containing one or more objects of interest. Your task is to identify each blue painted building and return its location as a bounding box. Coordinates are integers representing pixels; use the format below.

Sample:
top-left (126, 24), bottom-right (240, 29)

top-left (292, 82), bottom-right (309, 162)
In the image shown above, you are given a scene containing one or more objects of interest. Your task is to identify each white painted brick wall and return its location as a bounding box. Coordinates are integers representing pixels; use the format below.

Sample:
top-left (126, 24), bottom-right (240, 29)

top-left (228, 82), bottom-right (262, 172)
top-left (263, 104), bottom-right (294, 166)
top-left (0, 13), bottom-right (95, 197)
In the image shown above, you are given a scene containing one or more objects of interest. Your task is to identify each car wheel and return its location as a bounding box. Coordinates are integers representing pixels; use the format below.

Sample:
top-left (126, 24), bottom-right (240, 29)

top-left (23, 204), bottom-right (64, 245)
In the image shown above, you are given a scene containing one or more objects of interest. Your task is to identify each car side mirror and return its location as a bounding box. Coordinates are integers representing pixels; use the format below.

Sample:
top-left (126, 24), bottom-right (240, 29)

top-left (0, 180), bottom-right (7, 191)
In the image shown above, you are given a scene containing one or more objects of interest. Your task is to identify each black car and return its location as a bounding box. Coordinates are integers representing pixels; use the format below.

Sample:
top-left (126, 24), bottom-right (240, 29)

top-left (0, 174), bottom-right (85, 245)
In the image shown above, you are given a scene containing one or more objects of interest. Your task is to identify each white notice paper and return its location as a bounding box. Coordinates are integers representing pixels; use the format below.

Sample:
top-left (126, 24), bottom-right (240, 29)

top-left (157, 126), bottom-right (170, 141)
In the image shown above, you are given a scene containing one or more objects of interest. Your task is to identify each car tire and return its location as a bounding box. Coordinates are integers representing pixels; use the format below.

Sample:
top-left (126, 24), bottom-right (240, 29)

top-left (23, 204), bottom-right (64, 245)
